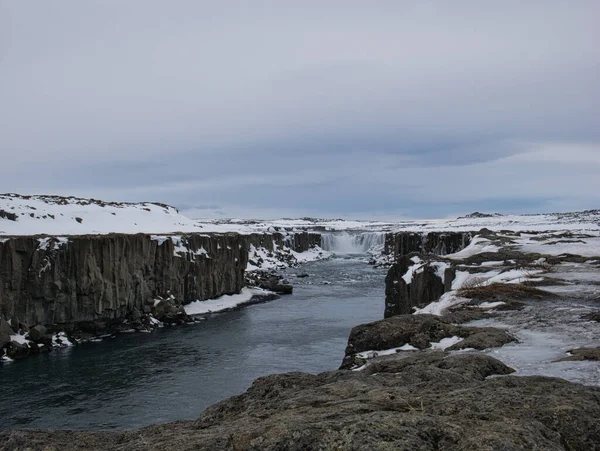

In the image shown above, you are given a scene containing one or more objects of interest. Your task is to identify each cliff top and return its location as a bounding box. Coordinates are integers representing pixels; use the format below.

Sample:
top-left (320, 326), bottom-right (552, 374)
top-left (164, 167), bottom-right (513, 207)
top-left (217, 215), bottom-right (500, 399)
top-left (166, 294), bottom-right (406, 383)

top-left (1, 193), bottom-right (599, 236)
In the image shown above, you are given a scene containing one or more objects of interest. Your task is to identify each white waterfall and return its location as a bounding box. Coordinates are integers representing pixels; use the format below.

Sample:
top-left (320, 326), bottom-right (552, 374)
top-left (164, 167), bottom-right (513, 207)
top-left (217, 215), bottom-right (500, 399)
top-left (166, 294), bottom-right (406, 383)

top-left (320, 232), bottom-right (385, 254)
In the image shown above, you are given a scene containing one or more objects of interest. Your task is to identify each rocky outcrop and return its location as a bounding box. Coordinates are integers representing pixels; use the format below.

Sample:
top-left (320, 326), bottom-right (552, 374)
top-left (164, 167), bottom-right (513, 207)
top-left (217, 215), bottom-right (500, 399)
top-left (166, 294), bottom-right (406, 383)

top-left (0, 233), bottom-right (249, 327)
top-left (554, 347), bottom-right (600, 362)
top-left (384, 256), bottom-right (455, 317)
top-left (3, 353), bottom-right (599, 450)
top-left (340, 314), bottom-right (516, 369)
top-left (381, 232), bottom-right (471, 317)
top-left (383, 231), bottom-right (472, 259)
top-left (244, 232), bottom-right (321, 254)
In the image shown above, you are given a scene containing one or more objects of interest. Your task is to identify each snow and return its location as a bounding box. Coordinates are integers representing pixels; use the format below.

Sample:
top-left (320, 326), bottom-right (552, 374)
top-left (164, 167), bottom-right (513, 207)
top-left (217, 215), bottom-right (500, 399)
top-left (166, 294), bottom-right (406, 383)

top-left (450, 271), bottom-right (472, 290)
top-left (446, 237), bottom-right (500, 260)
top-left (478, 301), bottom-right (506, 309)
top-left (402, 259), bottom-right (424, 284)
top-left (355, 344), bottom-right (418, 359)
top-left (52, 332), bottom-right (74, 347)
top-left (515, 236), bottom-right (600, 258)
top-left (484, 268), bottom-right (542, 285)
top-left (10, 334), bottom-right (30, 345)
top-left (2, 193), bottom-right (599, 237)
top-left (414, 292), bottom-right (469, 316)
top-left (247, 243), bottom-right (329, 272)
top-left (184, 287), bottom-right (274, 315)
top-left (430, 336), bottom-right (464, 350)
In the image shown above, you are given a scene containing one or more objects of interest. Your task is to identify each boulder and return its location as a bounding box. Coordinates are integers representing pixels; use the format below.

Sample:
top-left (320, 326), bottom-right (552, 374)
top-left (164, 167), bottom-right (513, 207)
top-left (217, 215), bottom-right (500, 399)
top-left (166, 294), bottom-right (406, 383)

top-left (0, 318), bottom-right (15, 336)
top-left (340, 314), bottom-right (515, 369)
top-left (5, 340), bottom-right (29, 359)
top-left (27, 325), bottom-right (48, 342)
top-left (554, 347), bottom-right (600, 362)
top-left (384, 256), bottom-right (448, 318)
top-left (9, 317), bottom-right (20, 332)
top-left (0, 332), bottom-right (9, 349)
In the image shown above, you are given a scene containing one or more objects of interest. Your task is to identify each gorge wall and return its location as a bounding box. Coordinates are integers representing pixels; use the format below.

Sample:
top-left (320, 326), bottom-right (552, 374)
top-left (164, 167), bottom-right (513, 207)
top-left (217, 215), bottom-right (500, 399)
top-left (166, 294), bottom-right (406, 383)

top-left (383, 231), bottom-right (472, 318)
top-left (0, 232), bottom-right (321, 328)
top-left (384, 231), bottom-right (472, 258)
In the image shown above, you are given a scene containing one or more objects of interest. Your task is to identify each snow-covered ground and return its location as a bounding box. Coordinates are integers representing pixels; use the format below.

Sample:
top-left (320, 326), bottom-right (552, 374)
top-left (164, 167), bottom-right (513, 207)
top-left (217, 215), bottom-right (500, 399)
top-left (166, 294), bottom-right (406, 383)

top-left (2, 193), bottom-right (599, 236)
top-left (184, 287), bottom-right (276, 315)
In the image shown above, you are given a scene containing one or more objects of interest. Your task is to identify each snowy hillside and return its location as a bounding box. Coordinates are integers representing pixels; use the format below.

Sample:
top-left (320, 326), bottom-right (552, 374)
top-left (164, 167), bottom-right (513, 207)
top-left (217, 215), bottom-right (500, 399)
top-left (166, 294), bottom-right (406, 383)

top-left (0, 193), bottom-right (203, 236)
top-left (1, 193), bottom-right (599, 236)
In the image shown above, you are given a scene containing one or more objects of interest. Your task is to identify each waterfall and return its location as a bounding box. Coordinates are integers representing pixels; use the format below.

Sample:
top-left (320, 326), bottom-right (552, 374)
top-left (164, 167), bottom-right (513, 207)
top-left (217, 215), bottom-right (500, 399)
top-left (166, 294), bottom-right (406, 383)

top-left (320, 232), bottom-right (385, 254)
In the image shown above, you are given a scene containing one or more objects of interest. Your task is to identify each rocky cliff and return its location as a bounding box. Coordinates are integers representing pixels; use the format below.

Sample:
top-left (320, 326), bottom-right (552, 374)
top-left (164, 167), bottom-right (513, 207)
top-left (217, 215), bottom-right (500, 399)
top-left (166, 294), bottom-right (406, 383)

top-left (383, 232), bottom-right (471, 317)
top-left (0, 230), bottom-right (323, 329)
top-left (0, 233), bottom-right (250, 327)
top-left (244, 231), bottom-right (321, 254)
top-left (384, 231), bottom-right (472, 258)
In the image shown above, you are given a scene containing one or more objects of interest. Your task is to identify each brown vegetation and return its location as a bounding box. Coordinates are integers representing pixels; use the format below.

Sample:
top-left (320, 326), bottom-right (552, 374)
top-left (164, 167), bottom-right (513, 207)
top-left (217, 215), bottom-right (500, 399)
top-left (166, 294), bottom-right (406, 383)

top-left (457, 282), bottom-right (553, 301)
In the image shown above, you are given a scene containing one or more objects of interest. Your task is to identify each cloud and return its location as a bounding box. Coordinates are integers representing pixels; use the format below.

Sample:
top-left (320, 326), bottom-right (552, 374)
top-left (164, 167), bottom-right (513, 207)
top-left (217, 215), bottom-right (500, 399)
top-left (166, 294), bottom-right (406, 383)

top-left (0, 1), bottom-right (598, 218)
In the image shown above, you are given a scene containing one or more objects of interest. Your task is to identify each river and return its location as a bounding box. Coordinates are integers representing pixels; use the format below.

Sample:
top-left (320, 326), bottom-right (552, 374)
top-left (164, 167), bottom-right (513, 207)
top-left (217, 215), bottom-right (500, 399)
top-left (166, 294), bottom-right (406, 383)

top-left (0, 255), bottom-right (386, 431)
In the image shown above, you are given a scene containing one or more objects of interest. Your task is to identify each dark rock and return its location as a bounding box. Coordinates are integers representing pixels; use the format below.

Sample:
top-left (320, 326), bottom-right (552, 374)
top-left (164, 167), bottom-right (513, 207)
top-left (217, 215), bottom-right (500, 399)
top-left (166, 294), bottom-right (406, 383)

top-left (446, 329), bottom-right (516, 351)
top-left (130, 308), bottom-right (141, 322)
top-left (383, 231), bottom-right (472, 259)
top-left (3, 354), bottom-right (599, 451)
top-left (9, 317), bottom-right (20, 333)
top-left (582, 311), bottom-right (600, 322)
top-left (441, 310), bottom-right (490, 324)
top-left (340, 314), bottom-right (515, 369)
top-left (0, 233), bottom-right (249, 327)
top-left (5, 340), bottom-right (29, 359)
top-left (384, 257), bottom-right (447, 318)
top-left (0, 332), bottom-right (9, 349)
top-left (553, 347), bottom-right (600, 362)
top-left (0, 209), bottom-right (17, 221)
top-left (295, 273), bottom-right (309, 278)
top-left (27, 324), bottom-right (47, 342)
top-left (0, 318), bottom-right (15, 336)
top-left (272, 284), bottom-right (293, 294)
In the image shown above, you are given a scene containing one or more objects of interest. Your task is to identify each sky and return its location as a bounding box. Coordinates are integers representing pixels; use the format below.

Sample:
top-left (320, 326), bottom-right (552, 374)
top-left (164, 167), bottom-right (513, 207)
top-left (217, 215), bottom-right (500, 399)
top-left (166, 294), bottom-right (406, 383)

top-left (1, 1), bottom-right (599, 220)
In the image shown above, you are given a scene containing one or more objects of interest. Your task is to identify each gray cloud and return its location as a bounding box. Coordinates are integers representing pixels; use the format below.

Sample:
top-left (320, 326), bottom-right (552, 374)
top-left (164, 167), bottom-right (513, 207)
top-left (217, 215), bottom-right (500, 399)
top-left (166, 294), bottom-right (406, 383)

top-left (1, 1), bottom-right (599, 219)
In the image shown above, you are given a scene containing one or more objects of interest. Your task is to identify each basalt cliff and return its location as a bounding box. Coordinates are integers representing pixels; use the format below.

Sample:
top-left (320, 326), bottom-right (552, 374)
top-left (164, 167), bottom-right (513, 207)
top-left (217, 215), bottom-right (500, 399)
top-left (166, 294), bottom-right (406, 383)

top-left (0, 231), bottom-right (321, 329)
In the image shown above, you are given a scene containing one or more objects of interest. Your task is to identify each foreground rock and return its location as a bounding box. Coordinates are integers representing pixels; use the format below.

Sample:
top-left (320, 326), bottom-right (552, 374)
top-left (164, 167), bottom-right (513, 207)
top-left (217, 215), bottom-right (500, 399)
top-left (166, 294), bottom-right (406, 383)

top-left (554, 347), bottom-right (600, 362)
top-left (3, 353), bottom-right (599, 450)
top-left (341, 313), bottom-right (515, 369)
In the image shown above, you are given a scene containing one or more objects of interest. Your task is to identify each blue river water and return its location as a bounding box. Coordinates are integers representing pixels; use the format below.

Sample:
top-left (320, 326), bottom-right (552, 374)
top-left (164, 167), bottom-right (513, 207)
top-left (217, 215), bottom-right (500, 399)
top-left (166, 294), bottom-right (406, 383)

top-left (0, 256), bottom-right (385, 431)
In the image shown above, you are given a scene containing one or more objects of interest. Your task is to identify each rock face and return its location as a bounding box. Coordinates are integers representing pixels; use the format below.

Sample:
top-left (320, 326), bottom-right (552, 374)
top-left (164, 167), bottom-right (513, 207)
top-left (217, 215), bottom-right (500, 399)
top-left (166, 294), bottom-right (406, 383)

top-left (340, 314), bottom-right (516, 369)
top-left (384, 231), bottom-right (472, 259)
top-left (384, 256), bottom-right (454, 317)
top-left (245, 232), bottom-right (321, 254)
top-left (3, 353), bottom-right (599, 451)
top-left (382, 232), bottom-right (471, 318)
top-left (0, 233), bottom-right (250, 327)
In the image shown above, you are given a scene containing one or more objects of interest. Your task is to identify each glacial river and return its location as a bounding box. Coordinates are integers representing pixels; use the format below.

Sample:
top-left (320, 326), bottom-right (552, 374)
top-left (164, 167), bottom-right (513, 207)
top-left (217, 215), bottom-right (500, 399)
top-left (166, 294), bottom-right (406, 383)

top-left (0, 255), bottom-right (386, 431)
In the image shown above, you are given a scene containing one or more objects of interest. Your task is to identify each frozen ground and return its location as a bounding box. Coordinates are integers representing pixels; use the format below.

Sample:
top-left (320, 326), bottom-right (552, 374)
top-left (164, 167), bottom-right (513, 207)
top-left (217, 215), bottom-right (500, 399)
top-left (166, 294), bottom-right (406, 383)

top-left (401, 228), bottom-right (600, 386)
top-left (1, 193), bottom-right (599, 236)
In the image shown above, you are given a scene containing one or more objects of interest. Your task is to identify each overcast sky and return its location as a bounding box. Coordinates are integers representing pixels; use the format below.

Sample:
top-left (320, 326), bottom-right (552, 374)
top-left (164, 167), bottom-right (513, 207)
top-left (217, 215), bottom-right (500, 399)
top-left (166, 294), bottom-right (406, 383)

top-left (1, 1), bottom-right (598, 219)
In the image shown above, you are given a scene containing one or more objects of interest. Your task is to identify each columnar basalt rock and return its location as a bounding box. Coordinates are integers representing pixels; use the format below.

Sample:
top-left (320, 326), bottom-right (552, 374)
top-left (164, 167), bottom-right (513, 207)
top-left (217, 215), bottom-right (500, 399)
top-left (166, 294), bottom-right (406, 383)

top-left (383, 231), bottom-right (472, 258)
top-left (383, 232), bottom-right (472, 318)
top-left (0, 233), bottom-right (251, 327)
top-left (0, 231), bottom-right (322, 329)
top-left (244, 232), bottom-right (321, 253)
top-left (384, 257), bottom-right (451, 317)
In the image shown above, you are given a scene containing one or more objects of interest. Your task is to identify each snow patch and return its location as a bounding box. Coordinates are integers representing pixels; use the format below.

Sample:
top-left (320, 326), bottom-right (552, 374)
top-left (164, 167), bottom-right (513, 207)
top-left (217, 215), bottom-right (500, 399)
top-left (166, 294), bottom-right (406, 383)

top-left (184, 287), bottom-right (274, 315)
top-left (430, 336), bottom-right (464, 350)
